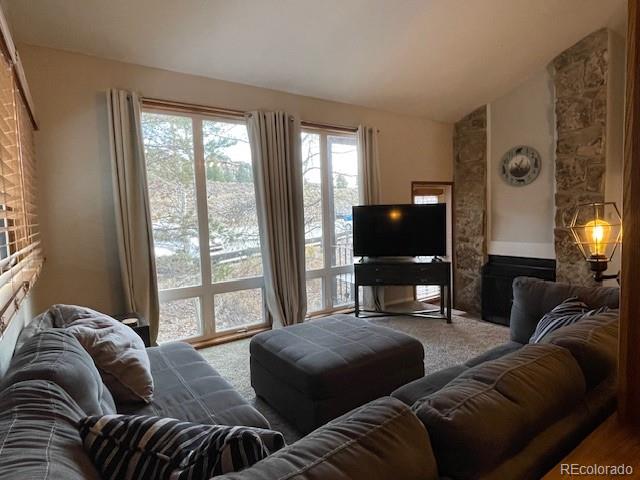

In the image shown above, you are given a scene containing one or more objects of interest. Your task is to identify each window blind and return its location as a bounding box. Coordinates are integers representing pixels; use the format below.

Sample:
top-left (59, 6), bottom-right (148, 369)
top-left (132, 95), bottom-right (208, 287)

top-left (0, 45), bottom-right (42, 334)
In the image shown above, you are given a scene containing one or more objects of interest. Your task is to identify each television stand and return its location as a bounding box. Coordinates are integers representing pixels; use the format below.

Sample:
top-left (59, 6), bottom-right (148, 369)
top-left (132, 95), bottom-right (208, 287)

top-left (354, 259), bottom-right (452, 322)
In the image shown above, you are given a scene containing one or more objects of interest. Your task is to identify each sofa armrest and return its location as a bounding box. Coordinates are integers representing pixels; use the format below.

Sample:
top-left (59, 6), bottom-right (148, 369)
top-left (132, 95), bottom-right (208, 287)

top-left (216, 396), bottom-right (438, 480)
top-left (0, 380), bottom-right (101, 479)
top-left (509, 277), bottom-right (619, 344)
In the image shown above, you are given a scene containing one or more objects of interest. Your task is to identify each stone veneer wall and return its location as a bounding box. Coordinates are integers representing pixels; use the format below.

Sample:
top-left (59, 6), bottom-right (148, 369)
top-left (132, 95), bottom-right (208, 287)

top-left (551, 29), bottom-right (609, 285)
top-left (453, 106), bottom-right (487, 313)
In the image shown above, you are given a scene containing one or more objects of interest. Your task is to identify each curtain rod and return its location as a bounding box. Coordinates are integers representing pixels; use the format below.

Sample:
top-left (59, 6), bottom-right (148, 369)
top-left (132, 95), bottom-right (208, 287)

top-left (300, 121), bottom-right (358, 134)
top-left (141, 97), bottom-right (359, 133)
top-left (142, 97), bottom-right (244, 119)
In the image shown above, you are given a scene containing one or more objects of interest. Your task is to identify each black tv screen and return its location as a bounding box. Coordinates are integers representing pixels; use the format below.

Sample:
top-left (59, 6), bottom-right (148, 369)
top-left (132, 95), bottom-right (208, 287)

top-left (352, 204), bottom-right (446, 257)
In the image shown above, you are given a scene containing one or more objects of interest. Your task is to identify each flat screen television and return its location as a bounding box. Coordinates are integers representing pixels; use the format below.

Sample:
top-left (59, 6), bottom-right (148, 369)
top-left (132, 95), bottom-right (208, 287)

top-left (352, 204), bottom-right (446, 257)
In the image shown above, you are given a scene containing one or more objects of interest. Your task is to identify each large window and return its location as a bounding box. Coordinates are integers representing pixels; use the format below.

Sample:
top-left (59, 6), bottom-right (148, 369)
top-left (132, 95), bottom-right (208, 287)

top-left (142, 110), bottom-right (266, 343)
top-left (301, 129), bottom-right (360, 314)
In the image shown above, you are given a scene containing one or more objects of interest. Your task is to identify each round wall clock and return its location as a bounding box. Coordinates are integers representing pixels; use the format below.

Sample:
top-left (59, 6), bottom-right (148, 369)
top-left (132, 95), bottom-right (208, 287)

top-left (500, 145), bottom-right (541, 186)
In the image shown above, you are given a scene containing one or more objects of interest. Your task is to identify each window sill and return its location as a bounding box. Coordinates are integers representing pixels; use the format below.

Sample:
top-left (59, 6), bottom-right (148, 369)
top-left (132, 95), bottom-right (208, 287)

top-left (190, 324), bottom-right (271, 349)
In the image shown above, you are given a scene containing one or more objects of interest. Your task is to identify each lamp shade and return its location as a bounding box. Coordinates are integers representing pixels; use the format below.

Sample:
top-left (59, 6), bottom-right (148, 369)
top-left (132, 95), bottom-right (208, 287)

top-left (568, 202), bottom-right (622, 265)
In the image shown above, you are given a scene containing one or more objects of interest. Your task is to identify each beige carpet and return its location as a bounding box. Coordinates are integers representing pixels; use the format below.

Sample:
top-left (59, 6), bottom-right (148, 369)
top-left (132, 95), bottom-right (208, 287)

top-left (199, 309), bottom-right (509, 443)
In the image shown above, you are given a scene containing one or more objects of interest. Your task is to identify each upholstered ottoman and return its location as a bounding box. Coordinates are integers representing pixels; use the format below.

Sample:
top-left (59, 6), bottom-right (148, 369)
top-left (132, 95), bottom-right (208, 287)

top-left (250, 314), bottom-right (425, 433)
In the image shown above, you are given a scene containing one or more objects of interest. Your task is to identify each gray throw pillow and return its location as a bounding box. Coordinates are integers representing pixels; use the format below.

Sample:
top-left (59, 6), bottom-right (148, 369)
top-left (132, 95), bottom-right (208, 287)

top-left (542, 311), bottom-right (619, 389)
top-left (79, 414), bottom-right (285, 479)
top-left (529, 297), bottom-right (609, 343)
top-left (48, 304), bottom-right (154, 404)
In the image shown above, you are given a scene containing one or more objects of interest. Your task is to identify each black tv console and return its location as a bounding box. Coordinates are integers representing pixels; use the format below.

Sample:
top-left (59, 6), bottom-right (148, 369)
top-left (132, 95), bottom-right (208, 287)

top-left (354, 259), bottom-right (452, 322)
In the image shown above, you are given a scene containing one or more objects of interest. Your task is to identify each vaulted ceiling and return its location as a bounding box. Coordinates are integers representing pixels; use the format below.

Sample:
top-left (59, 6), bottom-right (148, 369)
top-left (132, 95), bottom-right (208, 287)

top-left (2, 0), bottom-right (627, 122)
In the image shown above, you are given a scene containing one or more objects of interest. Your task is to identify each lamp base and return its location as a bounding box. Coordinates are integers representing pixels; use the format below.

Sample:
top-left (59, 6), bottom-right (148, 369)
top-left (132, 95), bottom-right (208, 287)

top-left (587, 257), bottom-right (619, 283)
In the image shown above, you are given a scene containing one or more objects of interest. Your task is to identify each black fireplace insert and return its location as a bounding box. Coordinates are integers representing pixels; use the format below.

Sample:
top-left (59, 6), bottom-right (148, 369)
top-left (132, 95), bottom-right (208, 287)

top-left (481, 255), bottom-right (556, 325)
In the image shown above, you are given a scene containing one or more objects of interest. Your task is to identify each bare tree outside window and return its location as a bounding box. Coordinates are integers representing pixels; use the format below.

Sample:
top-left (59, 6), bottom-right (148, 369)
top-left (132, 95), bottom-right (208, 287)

top-left (142, 113), bottom-right (200, 291)
top-left (301, 130), bottom-right (360, 314)
top-left (142, 111), bottom-right (361, 339)
top-left (203, 120), bottom-right (262, 283)
top-left (142, 111), bottom-right (266, 342)
top-left (301, 133), bottom-right (323, 269)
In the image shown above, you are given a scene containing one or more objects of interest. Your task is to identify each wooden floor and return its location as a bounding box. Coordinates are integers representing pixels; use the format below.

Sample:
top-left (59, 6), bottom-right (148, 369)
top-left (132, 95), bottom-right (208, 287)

top-left (543, 414), bottom-right (640, 479)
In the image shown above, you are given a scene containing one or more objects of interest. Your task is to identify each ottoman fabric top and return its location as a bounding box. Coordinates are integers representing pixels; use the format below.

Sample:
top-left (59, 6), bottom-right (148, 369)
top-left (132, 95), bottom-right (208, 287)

top-left (250, 315), bottom-right (424, 399)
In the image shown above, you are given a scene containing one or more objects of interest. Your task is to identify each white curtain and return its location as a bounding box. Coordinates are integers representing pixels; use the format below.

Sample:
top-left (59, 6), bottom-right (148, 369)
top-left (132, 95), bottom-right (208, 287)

top-left (246, 111), bottom-right (307, 328)
top-left (357, 125), bottom-right (383, 310)
top-left (107, 89), bottom-right (160, 343)
top-left (357, 125), bottom-right (381, 204)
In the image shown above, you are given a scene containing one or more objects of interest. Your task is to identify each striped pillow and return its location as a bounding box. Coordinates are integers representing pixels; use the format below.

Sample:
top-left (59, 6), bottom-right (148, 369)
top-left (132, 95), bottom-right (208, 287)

top-left (529, 297), bottom-right (609, 344)
top-left (78, 415), bottom-right (285, 480)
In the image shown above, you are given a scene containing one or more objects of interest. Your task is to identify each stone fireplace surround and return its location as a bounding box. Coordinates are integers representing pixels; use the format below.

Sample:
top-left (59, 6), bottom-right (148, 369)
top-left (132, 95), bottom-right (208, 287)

top-left (453, 29), bottom-right (621, 313)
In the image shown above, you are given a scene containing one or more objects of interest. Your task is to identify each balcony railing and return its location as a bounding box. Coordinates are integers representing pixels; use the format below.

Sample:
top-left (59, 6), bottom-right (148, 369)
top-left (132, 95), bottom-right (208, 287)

top-left (333, 233), bottom-right (354, 305)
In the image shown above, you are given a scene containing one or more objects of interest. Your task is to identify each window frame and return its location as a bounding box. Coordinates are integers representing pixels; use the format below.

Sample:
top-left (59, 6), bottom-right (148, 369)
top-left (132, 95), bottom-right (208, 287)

top-left (142, 107), bottom-right (269, 344)
top-left (302, 127), bottom-right (359, 316)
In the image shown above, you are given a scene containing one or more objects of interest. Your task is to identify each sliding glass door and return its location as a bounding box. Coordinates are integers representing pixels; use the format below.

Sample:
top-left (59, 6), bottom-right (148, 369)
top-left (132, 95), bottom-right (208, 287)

top-left (301, 129), bottom-right (360, 315)
top-left (141, 110), bottom-right (267, 343)
top-left (411, 182), bottom-right (454, 302)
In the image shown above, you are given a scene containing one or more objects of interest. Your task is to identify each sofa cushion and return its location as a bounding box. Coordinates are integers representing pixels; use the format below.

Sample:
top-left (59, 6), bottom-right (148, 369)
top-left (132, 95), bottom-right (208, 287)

top-left (250, 315), bottom-right (424, 398)
top-left (14, 309), bottom-right (55, 352)
top-left (79, 414), bottom-right (284, 479)
top-left (542, 311), bottom-right (618, 389)
top-left (0, 380), bottom-right (101, 480)
top-left (464, 341), bottom-right (523, 367)
top-left (392, 342), bottom-right (524, 407)
top-left (510, 277), bottom-right (619, 344)
top-left (391, 364), bottom-right (468, 407)
top-left (215, 397), bottom-right (438, 480)
top-left (120, 342), bottom-right (270, 429)
top-left (1, 329), bottom-right (115, 415)
top-left (50, 304), bottom-right (154, 404)
top-left (412, 344), bottom-right (586, 480)
top-left (101, 385), bottom-right (117, 416)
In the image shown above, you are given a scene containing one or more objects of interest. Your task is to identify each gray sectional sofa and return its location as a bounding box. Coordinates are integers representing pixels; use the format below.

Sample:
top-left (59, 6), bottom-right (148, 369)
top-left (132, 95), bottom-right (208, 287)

top-left (0, 338), bottom-right (273, 478)
top-left (0, 277), bottom-right (621, 480)
top-left (0, 313), bottom-right (433, 479)
top-left (219, 277), bottom-right (620, 479)
top-left (390, 276), bottom-right (620, 480)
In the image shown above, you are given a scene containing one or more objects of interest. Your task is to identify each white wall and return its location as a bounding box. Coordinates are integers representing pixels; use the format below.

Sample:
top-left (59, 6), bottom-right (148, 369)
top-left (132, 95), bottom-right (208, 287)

top-left (20, 45), bottom-right (453, 315)
top-left (487, 69), bottom-right (556, 259)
